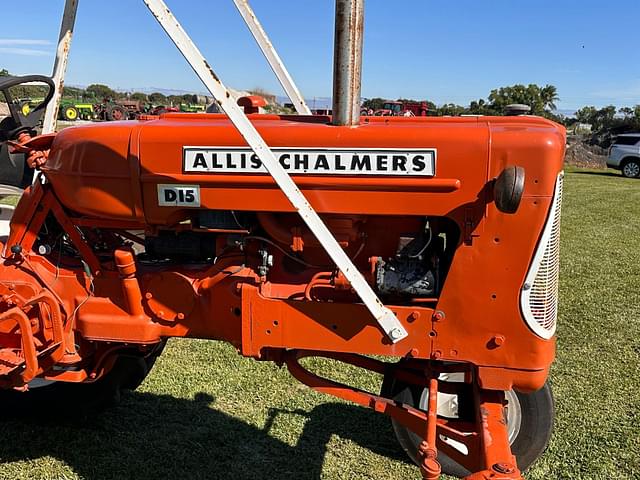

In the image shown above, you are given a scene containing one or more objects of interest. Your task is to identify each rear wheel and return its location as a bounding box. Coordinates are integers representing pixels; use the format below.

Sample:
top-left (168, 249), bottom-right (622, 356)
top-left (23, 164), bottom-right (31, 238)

top-left (0, 342), bottom-right (165, 419)
top-left (621, 158), bottom-right (640, 178)
top-left (106, 105), bottom-right (127, 121)
top-left (384, 374), bottom-right (554, 477)
top-left (62, 106), bottom-right (78, 121)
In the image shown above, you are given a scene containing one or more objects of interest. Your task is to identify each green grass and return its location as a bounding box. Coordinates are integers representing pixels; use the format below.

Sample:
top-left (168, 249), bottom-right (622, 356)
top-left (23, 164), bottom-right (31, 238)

top-left (0, 168), bottom-right (638, 479)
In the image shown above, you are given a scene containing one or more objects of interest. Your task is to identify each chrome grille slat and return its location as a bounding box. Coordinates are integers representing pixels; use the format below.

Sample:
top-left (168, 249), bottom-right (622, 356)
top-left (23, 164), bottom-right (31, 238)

top-left (520, 173), bottom-right (563, 339)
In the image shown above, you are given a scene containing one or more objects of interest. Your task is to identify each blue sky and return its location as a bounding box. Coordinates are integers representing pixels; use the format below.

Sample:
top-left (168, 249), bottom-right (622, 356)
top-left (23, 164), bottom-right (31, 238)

top-left (1, 0), bottom-right (639, 111)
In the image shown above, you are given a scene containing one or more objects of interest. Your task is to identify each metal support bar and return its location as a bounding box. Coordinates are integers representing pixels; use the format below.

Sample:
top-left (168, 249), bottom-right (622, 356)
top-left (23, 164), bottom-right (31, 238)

top-left (42, 0), bottom-right (79, 134)
top-left (232, 0), bottom-right (311, 115)
top-left (143, 0), bottom-right (407, 343)
top-left (332, 0), bottom-right (364, 126)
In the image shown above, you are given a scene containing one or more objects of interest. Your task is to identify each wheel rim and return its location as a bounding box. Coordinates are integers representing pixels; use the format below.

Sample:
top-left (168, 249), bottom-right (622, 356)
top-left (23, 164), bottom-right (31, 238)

top-left (418, 374), bottom-right (522, 452)
top-left (21, 104), bottom-right (30, 116)
top-left (623, 162), bottom-right (639, 177)
top-left (66, 108), bottom-right (77, 119)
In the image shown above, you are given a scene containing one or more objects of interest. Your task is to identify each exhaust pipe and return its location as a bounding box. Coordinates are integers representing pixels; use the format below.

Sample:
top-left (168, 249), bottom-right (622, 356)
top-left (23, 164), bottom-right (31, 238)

top-left (332, 0), bottom-right (365, 126)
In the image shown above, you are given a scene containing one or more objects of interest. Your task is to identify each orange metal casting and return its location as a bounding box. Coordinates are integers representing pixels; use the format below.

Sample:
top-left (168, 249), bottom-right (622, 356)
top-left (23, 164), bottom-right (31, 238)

top-left (0, 113), bottom-right (565, 479)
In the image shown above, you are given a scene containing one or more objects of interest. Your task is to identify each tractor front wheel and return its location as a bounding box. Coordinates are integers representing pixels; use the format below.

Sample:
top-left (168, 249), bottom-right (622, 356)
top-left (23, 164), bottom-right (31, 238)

top-left (62, 106), bottom-right (79, 121)
top-left (383, 373), bottom-right (554, 477)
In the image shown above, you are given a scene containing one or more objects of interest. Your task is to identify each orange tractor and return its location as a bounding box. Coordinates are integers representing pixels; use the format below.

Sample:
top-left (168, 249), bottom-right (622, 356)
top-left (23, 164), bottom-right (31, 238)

top-left (0, 2), bottom-right (564, 479)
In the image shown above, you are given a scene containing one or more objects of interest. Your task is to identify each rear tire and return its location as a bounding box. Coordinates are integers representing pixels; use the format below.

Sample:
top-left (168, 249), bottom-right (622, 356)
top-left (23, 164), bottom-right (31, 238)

top-left (621, 158), bottom-right (640, 178)
top-left (0, 342), bottom-right (165, 419)
top-left (384, 375), bottom-right (554, 477)
top-left (106, 105), bottom-right (127, 121)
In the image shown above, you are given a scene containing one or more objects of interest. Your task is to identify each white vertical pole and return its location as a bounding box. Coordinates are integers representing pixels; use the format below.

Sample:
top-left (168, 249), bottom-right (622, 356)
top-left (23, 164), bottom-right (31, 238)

top-left (232, 0), bottom-right (311, 115)
top-left (42, 0), bottom-right (79, 134)
top-left (143, 0), bottom-right (407, 343)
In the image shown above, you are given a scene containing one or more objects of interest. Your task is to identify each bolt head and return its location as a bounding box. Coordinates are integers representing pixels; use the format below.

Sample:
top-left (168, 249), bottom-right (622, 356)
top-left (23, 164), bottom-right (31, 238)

top-left (389, 328), bottom-right (403, 340)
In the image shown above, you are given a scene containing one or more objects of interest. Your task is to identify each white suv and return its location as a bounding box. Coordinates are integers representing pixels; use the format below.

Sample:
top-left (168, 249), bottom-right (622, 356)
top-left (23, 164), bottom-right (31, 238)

top-left (607, 133), bottom-right (640, 178)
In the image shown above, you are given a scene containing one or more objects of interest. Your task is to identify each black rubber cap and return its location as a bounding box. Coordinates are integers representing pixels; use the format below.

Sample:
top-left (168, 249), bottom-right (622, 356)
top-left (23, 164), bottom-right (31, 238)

top-left (494, 166), bottom-right (525, 214)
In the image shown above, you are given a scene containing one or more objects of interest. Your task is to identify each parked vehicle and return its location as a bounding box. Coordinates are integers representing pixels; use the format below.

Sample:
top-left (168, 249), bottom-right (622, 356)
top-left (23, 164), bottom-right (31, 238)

top-left (115, 99), bottom-right (145, 119)
top-left (179, 103), bottom-right (206, 113)
top-left (59, 100), bottom-right (94, 121)
top-left (364, 100), bottom-right (430, 117)
top-left (146, 105), bottom-right (180, 116)
top-left (607, 133), bottom-right (640, 178)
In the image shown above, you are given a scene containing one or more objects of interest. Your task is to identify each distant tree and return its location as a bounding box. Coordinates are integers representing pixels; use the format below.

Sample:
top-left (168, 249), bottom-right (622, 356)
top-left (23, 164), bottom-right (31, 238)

top-left (130, 92), bottom-right (148, 102)
top-left (575, 105), bottom-right (616, 133)
top-left (574, 104), bottom-right (640, 146)
top-left (62, 86), bottom-right (85, 99)
top-left (575, 106), bottom-right (598, 125)
top-left (540, 85), bottom-right (559, 111)
top-left (468, 98), bottom-right (498, 115)
top-left (0, 69), bottom-right (9, 77)
top-left (86, 84), bottom-right (116, 100)
top-left (361, 97), bottom-right (386, 111)
top-left (486, 83), bottom-right (559, 116)
top-left (149, 92), bottom-right (168, 104)
top-left (166, 95), bottom-right (182, 106)
top-left (619, 106), bottom-right (634, 119)
top-left (436, 103), bottom-right (467, 116)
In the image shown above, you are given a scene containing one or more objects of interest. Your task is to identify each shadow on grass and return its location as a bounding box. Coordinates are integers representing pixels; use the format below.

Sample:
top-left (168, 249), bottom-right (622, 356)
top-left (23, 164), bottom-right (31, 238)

top-left (0, 390), bottom-right (407, 480)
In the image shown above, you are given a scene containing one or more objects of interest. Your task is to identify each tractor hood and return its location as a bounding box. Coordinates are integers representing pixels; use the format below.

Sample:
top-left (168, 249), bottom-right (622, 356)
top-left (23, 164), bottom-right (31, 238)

top-left (43, 113), bottom-right (565, 224)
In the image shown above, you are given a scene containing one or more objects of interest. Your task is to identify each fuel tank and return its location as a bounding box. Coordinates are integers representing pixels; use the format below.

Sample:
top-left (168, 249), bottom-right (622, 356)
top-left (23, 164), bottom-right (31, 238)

top-left (43, 113), bottom-right (565, 224)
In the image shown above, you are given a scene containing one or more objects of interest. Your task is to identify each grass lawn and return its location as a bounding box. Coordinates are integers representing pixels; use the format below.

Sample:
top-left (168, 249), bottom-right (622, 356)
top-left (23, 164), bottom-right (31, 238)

top-left (0, 168), bottom-right (638, 479)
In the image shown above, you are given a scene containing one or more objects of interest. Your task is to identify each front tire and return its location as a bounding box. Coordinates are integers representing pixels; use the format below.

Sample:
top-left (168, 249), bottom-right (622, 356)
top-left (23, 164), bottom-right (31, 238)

top-left (385, 376), bottom-right (554, 477)
top-left (621, 158), bottom-right (640, 178)
top-left (62, 106), bottom-right (78, 121)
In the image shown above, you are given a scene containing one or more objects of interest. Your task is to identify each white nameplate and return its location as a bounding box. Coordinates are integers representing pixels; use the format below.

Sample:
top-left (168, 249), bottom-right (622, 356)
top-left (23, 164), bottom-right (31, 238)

top-left (183, 147), bottom-right (436, 176)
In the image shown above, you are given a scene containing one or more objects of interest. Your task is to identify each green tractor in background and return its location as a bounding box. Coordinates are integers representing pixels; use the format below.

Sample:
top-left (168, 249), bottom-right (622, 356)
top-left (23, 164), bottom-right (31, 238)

top-left (58, 100), bottom-right (95, 121)
top-left (19, 98), bottom-right (131, 122)
top-left (179, 103), bottom-right (206, 113)
top-left (19, 97), bottom-right (94, 121)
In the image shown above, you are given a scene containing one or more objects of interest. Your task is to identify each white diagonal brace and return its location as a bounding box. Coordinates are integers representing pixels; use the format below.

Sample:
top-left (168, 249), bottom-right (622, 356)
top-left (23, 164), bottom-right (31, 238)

top-left (232, 0), bottom-right (311, 115)
top-left (42, 0), bottom-right (79, 134)
top-left (143, 0), bottom-right (407, 343)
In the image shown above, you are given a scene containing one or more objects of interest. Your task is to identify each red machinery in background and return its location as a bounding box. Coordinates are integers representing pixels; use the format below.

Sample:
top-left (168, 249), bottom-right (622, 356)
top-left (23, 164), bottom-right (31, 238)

top-left (371, 100), bottom-right (431, 117)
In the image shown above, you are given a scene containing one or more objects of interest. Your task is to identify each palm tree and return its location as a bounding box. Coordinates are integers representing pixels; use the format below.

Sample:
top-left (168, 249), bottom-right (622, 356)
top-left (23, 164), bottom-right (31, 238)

top-left (540, 85), bottom-right (559, 111)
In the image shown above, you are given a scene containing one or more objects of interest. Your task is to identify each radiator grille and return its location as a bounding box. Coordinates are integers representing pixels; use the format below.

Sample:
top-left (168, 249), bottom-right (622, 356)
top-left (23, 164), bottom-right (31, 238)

top-left (521, 173), bottom-right (563, 338)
